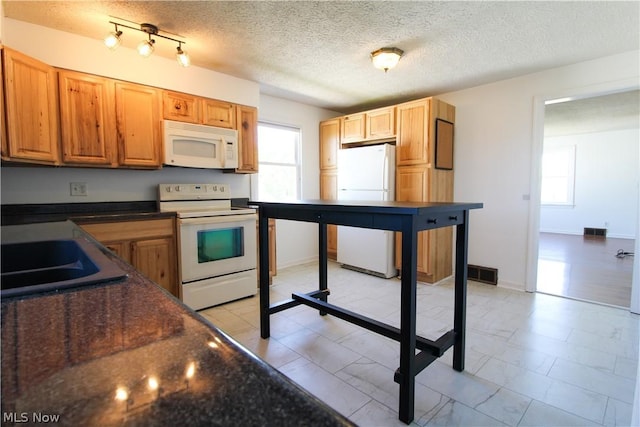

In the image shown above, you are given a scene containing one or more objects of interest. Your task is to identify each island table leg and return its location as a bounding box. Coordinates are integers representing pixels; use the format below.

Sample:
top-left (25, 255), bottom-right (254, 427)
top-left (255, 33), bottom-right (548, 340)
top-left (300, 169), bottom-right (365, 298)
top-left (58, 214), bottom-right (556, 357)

top-left (259, 211), bottom-right (271, 338)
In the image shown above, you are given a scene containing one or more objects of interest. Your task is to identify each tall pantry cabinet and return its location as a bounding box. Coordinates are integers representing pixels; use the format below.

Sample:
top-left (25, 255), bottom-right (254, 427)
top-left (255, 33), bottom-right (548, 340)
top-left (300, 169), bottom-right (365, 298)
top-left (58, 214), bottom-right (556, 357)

top-left (395, 97), bottom-right (455, 283)
top-left (320, 97), bottom-right (455, 283)
top-left (319, 118), bottom-right (340, 260)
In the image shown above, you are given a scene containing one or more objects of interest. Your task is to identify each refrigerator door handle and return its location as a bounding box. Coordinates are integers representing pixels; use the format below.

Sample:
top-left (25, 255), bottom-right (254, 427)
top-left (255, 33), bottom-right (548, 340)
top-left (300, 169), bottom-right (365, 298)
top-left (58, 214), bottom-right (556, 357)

top-left (383, 153), bottom-right (390, 192)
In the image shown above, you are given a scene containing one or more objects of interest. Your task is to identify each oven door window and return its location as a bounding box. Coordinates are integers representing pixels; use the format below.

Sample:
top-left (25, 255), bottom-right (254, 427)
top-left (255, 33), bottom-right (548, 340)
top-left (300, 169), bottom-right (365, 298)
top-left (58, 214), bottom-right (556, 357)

top-left (197, 227), bottom-right (244, 263)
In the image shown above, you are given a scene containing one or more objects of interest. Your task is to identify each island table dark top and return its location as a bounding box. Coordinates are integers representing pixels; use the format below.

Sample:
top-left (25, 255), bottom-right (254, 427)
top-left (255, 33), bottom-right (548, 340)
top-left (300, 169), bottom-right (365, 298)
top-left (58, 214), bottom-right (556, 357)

top-left (0, 221), bottom-right (353, 426)
top-left (250, 200), bottom-right (483, 231)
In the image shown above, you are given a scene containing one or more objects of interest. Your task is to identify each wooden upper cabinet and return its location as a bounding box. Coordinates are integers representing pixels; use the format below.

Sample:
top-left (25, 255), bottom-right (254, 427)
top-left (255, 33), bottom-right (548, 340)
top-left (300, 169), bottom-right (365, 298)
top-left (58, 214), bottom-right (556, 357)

top-left (235, 105), bottom-right (258, 173)
top-left (366, 106), bottom-right (395, 140)
top-left (162, 91), bottom-right (200, 123)
top-left (341, 113), bottom-right (365, 143)
top-left (319, 118), bottom-right (340, 170)
top-left (340, 107), bottom-right (395, 145)
top-left (58, 70), bottom-right (116, 166)
top-left (203, 99), bottom-right (236, 129)
top-left (396, 98), bottom-right (430, 166)
top-left (2, 47), bottom-right (60, 164)
top-left (115, 82), bottom-right (162, 168)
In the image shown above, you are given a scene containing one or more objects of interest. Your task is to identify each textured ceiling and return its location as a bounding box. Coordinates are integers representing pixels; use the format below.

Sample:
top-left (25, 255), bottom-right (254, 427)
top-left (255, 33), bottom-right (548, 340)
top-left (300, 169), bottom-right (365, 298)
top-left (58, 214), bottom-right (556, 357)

top-left (2, 1), bottom-right (639, 113)
top-left (545, 90), bottom-right (640, 137)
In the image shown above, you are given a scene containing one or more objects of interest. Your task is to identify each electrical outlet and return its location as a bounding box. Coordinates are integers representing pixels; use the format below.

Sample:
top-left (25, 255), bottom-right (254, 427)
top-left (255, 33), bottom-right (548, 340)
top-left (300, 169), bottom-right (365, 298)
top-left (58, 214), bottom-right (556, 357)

top-left (70, 182), bottom-right (88, 196)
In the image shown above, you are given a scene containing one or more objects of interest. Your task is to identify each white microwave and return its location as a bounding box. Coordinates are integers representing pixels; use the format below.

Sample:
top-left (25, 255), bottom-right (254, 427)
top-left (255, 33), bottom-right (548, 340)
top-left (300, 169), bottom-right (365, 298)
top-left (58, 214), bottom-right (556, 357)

top-left (163, 120), bottom-right (239, 169)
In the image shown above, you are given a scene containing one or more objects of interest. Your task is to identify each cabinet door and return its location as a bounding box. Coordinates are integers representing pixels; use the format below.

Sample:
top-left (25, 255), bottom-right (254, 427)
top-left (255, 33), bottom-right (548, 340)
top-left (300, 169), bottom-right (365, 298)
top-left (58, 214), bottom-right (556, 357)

top-left (366, 106), bottom-right (395, 140)
top-left (235, 105), bottom-right (258, 173)
top-left (341, 113), bottom-right (365, 143)
top-left (2, 48), bottom-right (60, 164)
top-left (395, 166), bottom-right (430, 277)
top-left (396, 99), bottom-right (429, 166)
top-left (258, 219), bottom-right (277, 284)
top-left (103, 241), bottom-right (129, 261)
top-left (162, 91), bottom-right (200, 123)
top-left (58, 70), bottom-right (116, 166)
top-left (320, 171), bottom-right (338, 259)
top-left (319, 119), bottom-right (340, 170)
top-left (203, 99), bottom-right (236, 128)
top-left (131, 237), bottom-right (178, 297)
top-left (115, 82), bottom-right (162, 168)
top-left (268, 219), bottom-right (277, 279)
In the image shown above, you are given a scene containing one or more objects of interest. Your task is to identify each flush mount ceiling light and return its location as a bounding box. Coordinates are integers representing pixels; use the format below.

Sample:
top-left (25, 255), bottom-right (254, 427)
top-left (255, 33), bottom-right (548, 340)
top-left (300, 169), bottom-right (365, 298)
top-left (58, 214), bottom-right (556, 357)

top-left (370, 47), bottom-right (404, 72)
top-left (104, 20), bottom-right (190, 66)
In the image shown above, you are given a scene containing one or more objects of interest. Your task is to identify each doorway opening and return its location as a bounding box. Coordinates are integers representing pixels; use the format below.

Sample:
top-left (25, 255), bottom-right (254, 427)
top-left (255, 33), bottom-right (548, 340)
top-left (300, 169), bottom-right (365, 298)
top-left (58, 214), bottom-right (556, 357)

top-left (535, 90), bottom-right (639, 308)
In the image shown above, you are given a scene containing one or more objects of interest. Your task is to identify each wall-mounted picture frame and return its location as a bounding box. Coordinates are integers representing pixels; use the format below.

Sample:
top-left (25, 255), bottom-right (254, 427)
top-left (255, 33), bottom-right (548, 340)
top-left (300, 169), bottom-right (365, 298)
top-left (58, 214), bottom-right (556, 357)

top-left (435, 118), bottom-right (454, 170)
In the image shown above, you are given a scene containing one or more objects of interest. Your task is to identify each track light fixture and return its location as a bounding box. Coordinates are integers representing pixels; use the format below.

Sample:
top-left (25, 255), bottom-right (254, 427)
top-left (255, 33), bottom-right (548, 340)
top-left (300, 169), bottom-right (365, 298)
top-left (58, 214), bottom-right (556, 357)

top-left (104, 21), bottom-right (189, 66)
top-left (176, 42), bottom-right (190, 67)
top-left (104, 24), bottom-right (122, 50)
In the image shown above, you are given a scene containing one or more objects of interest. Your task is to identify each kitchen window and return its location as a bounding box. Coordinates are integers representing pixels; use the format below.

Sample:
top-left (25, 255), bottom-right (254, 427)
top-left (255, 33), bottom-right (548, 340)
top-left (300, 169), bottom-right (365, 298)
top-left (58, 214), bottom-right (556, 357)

top-left (541, 144), bottom-right (576, 206)
top-left (253, 122), bottom-right (301, 200)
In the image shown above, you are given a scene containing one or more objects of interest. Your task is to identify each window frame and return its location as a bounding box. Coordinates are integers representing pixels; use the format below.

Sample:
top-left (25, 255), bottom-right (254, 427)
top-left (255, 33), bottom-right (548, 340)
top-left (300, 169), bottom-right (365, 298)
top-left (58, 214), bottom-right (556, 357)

top-left (540, 144), bottom-right (576, 207)
top-left (251, 121), bottom-right (302, 201)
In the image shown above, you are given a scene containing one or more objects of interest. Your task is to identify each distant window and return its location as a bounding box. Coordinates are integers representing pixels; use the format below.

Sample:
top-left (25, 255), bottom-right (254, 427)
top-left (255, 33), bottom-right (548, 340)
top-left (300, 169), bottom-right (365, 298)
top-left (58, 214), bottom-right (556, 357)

top-left (255, 123), bottom-right (301, 200)
top-left (541, 145), bottom-right (576, 206)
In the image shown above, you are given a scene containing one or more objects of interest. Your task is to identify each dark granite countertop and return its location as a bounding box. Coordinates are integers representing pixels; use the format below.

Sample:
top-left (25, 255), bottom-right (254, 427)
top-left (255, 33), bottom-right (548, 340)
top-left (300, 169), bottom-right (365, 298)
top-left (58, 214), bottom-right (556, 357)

top-left (0, 221), bottom-right (353, 426)
top-left (1, 201), bottom-right (170, 226)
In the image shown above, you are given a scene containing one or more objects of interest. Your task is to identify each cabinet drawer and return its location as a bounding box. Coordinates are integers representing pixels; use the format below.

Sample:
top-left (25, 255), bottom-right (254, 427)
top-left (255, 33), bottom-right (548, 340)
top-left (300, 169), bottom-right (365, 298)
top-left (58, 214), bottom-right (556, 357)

top-left (81, 218), bottom-right (174, 242)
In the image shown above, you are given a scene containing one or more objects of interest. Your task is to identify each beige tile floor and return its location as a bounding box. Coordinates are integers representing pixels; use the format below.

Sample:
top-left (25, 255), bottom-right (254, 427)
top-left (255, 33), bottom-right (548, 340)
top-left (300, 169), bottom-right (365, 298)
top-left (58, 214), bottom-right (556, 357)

top-left (199, 262), bottom-right (639, 426)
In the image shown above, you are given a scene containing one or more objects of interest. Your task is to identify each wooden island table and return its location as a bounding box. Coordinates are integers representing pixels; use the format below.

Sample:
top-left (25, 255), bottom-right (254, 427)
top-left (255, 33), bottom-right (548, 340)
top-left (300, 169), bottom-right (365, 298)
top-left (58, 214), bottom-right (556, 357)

top-left (249, 200), bottom-right (483, 424)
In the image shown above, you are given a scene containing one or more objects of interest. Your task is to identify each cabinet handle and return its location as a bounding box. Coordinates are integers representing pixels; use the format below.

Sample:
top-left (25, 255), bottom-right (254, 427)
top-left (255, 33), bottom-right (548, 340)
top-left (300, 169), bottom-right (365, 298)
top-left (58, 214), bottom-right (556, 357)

top-left (449, 215), bottom-right (458, 221)
top-left (427, 218), bottom-right (437, 224)
top-left (175, 102), bottom-right (182, 110)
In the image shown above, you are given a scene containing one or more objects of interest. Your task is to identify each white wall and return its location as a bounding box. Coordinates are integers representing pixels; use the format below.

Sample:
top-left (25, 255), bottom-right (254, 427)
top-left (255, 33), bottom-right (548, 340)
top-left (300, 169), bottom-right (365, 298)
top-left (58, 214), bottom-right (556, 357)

top-left (439, 50), bottom-right (640, 290)
top-left (540, 129), bottom-right (639, 238)
top-left (256, 95), bottom-right (340, 269)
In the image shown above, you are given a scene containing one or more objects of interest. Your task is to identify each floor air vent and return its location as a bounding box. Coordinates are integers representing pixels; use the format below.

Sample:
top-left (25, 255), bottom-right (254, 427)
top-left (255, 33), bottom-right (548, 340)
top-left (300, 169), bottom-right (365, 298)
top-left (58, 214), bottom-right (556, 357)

top-left (467, 265), bottom-right (498, 285)
top-left (584, 227), bottom-right (607, 238)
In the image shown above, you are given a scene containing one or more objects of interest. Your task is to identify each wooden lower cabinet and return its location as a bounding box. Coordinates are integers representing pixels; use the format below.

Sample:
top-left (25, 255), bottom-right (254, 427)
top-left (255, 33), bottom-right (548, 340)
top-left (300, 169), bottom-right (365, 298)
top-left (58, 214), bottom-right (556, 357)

top-left (80, 218), bottom-right (178, 297)
top-left (395, 165), bottom-right (453, 283)
top-left (258, 219), bottom-right (277, 284)
top-left (320, 170), bottom-right (338, 259)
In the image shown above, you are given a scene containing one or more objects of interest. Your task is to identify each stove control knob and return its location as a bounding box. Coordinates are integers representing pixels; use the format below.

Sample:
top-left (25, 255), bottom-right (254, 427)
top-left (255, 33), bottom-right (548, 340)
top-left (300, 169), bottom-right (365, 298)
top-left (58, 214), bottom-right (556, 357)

top-left (212, 185), bottom-right (218, 192)
top-left (165, 186), bottom-right (172, 192)
top-left (175, 185), bottom-right (182, 192)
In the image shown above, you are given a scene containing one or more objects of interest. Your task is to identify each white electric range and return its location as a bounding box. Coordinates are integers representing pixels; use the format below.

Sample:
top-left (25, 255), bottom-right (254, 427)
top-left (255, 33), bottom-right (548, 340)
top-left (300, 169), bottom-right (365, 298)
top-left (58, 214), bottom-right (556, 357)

top-left (158, 183), bottom-right (257, 310)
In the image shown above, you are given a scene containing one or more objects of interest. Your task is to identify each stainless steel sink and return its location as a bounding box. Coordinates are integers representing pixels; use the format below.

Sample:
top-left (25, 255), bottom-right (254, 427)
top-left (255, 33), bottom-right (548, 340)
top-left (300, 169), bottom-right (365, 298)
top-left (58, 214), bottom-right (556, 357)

top-left (1, 238), bottom-right (127, 297)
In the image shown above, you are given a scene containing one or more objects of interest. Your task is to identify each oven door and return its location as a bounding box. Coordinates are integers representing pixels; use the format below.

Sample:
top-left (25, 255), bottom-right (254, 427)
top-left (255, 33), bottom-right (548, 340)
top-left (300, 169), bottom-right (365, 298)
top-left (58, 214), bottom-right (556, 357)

top-left (179, 214), bottom-right (257, 283)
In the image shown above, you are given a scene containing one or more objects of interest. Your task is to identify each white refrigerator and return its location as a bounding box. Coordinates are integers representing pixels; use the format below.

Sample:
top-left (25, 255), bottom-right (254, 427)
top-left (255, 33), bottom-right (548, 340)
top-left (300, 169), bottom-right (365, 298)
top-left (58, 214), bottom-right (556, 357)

top-left (337, 143), bottom-right (397, 278)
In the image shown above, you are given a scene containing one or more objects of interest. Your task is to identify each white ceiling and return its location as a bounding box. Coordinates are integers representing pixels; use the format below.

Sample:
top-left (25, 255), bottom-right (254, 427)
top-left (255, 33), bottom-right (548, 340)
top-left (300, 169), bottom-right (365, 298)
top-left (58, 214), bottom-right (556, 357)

top-left (2, 1), bottom-right (639, 113)
top-left (544, 90), bottom-right (640, 136)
